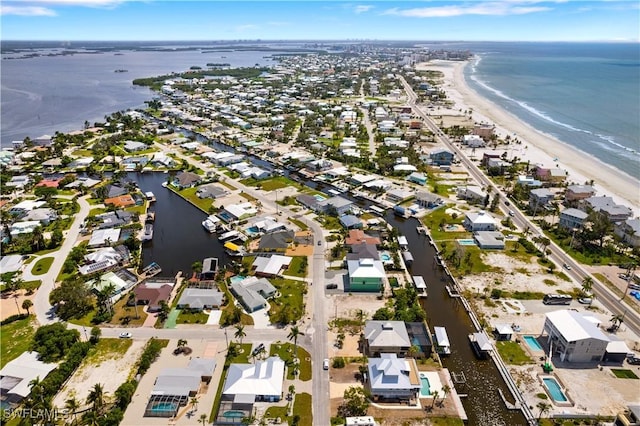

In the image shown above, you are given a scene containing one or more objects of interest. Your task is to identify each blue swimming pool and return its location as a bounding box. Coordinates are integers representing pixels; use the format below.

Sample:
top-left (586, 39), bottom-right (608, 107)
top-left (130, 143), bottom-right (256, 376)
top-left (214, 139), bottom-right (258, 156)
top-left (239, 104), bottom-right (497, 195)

top-left (457, 239), bottom-right (476, 246)
top-left (230, 276), bottom-right (246, 284)
top-left (381, 253), bottom-right (391, 261)
top-left (223, 410), bottom-right (246, 418)
top-left (523, 335), bottom-right (543, 351)
top-left (419, 373), bottom-right (431, 396)
top-left (151, 402), bottom-right (178, 412)
top-left (314, 194), bottom-right (327, 201)
top-left (543, 377), bottom-right (568, 402)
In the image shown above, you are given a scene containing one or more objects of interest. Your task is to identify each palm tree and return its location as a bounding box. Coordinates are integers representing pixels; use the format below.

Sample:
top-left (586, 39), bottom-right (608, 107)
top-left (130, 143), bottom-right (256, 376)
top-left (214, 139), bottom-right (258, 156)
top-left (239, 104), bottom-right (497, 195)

top-left (190, 396), bottom-right (199, 412)
top-left (355, 309), bottom-right (367, 333)
top-left (431, 390), bottom-right (439, 409)
top-left (439, 384), bottom-right (451, 406)
top-left (31, 226), bottom-right (45, 251)
top-left (65, 396), bottom-right (80, 425)
top-left (199, 413), bottom-right (208, 425)
top-left (177, 339), bottom-right (188, 348)
top-left (22, 299), bottom-right (33, 315)
top-left (234, 324), bottom-right (246, 346)
top-left (288, 324), bottom-right (305, 360)
top-left (537, 401), bottom-right (552, 420)
top-left (86, 383), bottom-right (105, 415)
top-left (581, 276), bottom-right (594, 297)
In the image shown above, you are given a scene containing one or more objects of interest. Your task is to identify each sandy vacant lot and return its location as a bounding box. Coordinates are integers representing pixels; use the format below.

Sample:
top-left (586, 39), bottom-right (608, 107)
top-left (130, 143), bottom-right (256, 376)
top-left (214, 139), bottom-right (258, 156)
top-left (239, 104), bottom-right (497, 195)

top-left (1, 289), bottom-right (36, 321)
top-left (54, 339), bottom-right (146, 408)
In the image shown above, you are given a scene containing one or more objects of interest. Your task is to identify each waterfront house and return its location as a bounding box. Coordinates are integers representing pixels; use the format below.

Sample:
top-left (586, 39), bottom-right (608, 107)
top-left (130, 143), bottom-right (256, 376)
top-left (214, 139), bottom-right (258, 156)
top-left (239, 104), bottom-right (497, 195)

top-left (529, 188), bottom-right (555, 211)
top-left (614, 219), bottom-right (640, 248)
top-left (345, 229), bottom-right (381, 247)
top-left (542, 309), bottom-right (609, 363)
top-left (363, 321), bottom-right (411, 357)
top-left (222, 356), bottom-right (285, 403)
top-left (257, 230), bottom-right (293, 252)
top-left (534, 166), bottom-right (567, 183)
top-left (558, 208), bottom-right (589, 231)
top-left (481, 151), bottom-right (503, 166)
top-left (347, 258), bottom-right (385, 292)
top-left (177, 288), bottom-right (224, 310)
top-left (173, 171), bottom-right (201, 189)
top-left (463, 134), bottom-right (485, 148)
top-left (386, 188), bottom-right (414, 204)
top-left (104, 194), bottom-right (136, 208)
top-left (492, 323), bottom-right (514, 341)
top-left (473, 123), bottom-right (495, 140)
top-left (196, 183), bottom-right (228, 199)
top-left (463, 211), bottom-right (497, 232)
top-left (415, 191), bottom-right (442, 209)
top-left (252, 254), bottom-right (292, 277)
top-left (230, 276), bottom-right (276, 313)
top-left (133, 279), bottom-right (175, 312)
top-left (428, 149), bottom-right (454, 166)
top-left (339, 214), bottom-right (362, 229)
top-left (151, 152), bottom-right (176, 168)
top-left (221, 202), bottom-right (258, 222)
top-left (517, 175), bottom-right (542, 187)
top-left (346, 243), bottom-right (380, 262)
top-left (78, 247), bottom-right (124, 275)
top-left (583, 196), bottom-right (633, 222)
top-left (88, 228), bottom-right (121, 247)
top-left (367, 354), bottom-right (421, 402)
top-left (473, 231), bottom-right (505, 249)
top-left (317, 196), bottom-right (354, 216)
top-left (565, 184), bottom-right (596, 202)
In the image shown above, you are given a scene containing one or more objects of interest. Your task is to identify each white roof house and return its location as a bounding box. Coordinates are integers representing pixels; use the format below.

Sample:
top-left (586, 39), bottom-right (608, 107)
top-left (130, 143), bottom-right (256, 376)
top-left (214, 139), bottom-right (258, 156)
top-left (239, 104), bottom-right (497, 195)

top-left (9, 221), bottom-right (41, 236)
top-left (9, 200), bottom-right (46, 214)
top-left (223, 356), bottom-right (285, 401)
top-left (367, 354), bottom-right (421, 400)
top-left (252, 255), bottom-right (292, 277)
top-left (347, 259), bottom-right (386, 279)
top-left (0, 351), bottom-right (57, 402)
top-left (177, 288), bottom-right (224, 310)
top-left (463, 211), bottom-right (497, 232)
top-left (364, 321), bottom-right (411, 356)
top-left (0, 255), bottom-right (24, 273)
top-left (88, 228), bottom-right (121, 247)
top-left (543, 309), bottom-right (610, 363)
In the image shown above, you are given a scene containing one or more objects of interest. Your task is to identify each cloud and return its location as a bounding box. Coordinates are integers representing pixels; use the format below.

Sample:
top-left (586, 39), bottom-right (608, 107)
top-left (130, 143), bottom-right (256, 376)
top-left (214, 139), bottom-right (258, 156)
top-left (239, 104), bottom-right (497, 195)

top-left (0, 5), bottom-right (57, 15)
top-left (382, 1), bottom-right (551, 18)
top-left (235, 24), bottom-right (259, 32)
top-left (354, 5), bottom-right (374, 14)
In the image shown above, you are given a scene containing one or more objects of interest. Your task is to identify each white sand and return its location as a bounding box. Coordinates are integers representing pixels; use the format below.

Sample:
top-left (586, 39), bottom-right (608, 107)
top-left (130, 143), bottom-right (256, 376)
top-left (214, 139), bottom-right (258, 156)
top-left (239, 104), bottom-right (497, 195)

top-left (416, 60), bottom-right (640, 215)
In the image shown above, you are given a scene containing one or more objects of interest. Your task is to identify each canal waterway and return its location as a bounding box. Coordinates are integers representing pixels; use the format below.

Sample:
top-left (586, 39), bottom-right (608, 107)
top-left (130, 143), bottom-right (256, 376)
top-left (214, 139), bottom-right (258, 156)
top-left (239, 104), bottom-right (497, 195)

top-left (130, 172), bottom-right (233, 277)
top-left (386, 213), bottom-right (528, 425)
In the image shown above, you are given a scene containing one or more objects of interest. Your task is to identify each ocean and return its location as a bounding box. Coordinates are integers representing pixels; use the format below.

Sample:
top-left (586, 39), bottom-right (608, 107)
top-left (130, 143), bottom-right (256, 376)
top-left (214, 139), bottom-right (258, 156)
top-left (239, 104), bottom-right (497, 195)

top-left (461, 42), bottom-right (640, 180)
top-left (2, 41), bottom-right (638, 180)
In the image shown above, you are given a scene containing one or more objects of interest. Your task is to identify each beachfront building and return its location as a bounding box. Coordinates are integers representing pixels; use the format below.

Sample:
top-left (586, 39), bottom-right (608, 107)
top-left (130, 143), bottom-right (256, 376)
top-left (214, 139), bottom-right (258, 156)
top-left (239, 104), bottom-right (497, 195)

top-left (367, 354), bottom-right (421, 402)
top-left (615, 219), bottom-right (640, 248)
top-left (363, 321), bottom-right (411, 357)
top-left (222, 356), bottom-right (285, 403)
top-left (473, 123), bottom-right (495, 140)
top-left (463, 134), bottom-right (485, 148)
top-left (542, 310), bottom-right (610, 363)
top-left (534, 166), bottom-right (567, 183)
top-left (0, 351), bottom-right (57, 405)
top-left (582, 196), bottom-right (633, 222)
top-left (565, 185), bottom-right (596, 202)
top-left (463, 211), bottom-right (497, 232)
top-left (529, 188), bottom-right (555, 212)
top-left (558, 208), bottom-right (589, 231)
top-left (347, 258), bottom-right (385, 292)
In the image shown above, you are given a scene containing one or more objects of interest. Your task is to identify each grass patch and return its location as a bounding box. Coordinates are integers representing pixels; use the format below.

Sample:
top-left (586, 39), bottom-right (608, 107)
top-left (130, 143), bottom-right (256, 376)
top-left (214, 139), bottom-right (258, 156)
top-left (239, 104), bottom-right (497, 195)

top-left (611, 369), bottom-right (639, 379)
top-left (317, 215), bottom-right (342, 230)
top-left (430, 418), bottom-right (465, 426)
top-left (176, 310), bottom-right (210, 324)
top-left (268, 278), bottom-right (307, 325)
top-left (177, 186), bottom-right (213, 212)
top-left (21, 280), bottom-right (42, 293)
top-left (0, 315), bottom-right (36, 368)
top-left (286, 256), bottom-right (308, 278)
top-left (124, 204), bottom-right (146, 215)
top-left (264, 405), bottom-right (289, 421)
top-left (496, 341), bottom-right (533, 365)
top-left (437, 244), bottom-right (500, 276)
top-left (288, 217), bottom-right (308, 231)
top-left (219, 180), bottom-right (237, 191)
top-left (239, 191), bottom-right (257, 202)
top-left (270, 343), bottom-right (312, 381)
top-left (256, 176), bottom-right (302, 191)
top-left (293, 392), bottom-right (312, 426)
top-left (109, 295), bottom-right (148, 326)
top-left (31, 256), bottom-right (54, 276)
top-left (543, 279), bottom-right (557, 286)
top-left (84, 338), bottom-right (132, 364)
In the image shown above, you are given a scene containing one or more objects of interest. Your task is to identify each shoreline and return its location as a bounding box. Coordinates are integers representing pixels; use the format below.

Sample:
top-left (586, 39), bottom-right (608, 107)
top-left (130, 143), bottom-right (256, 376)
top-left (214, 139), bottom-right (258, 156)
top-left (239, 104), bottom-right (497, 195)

top-left (417, 60), bottom-right (640, 215)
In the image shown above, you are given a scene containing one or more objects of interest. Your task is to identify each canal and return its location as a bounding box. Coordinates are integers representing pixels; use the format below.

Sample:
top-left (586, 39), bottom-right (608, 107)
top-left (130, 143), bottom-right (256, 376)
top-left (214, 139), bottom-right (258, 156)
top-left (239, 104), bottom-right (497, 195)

top-left (386, 213), bottom-right (528, 425)
top-left (130, 172), bottom-right (233, 277)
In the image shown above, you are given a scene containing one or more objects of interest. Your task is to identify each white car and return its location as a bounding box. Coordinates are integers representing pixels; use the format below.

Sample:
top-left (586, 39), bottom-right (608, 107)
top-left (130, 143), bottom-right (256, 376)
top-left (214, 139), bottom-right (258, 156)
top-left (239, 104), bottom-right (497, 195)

top-left (119, 332), bottom-right (132, 338)
top-left (323, 359), bottom-right (329, 370)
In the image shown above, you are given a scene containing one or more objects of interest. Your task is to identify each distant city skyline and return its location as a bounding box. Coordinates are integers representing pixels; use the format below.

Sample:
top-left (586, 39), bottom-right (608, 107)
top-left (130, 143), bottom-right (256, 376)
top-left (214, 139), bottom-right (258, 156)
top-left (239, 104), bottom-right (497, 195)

top-left (1, 1), bottom-right (639, 42)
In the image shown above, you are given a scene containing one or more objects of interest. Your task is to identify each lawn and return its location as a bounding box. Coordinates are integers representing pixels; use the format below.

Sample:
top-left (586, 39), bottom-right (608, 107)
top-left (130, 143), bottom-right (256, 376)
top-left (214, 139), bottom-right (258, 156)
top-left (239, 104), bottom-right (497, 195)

top-left (219, 181), bottom-right (237, 191)
top-left (421, 205), bottom-right (468, 241)
top-left (244, 176), bottom-right (301, 191)
top-left (84, 338), bottom-right (132, 364)
top-left (268, 278), bottom-right (307, 325)
top-left (293, 393), bottom-right (312, 426)
top-left (1, 315), bottom-right (36, 368)
top-left (239, 191), bottom-right (257, 202)
top-left (176, 310), bottom-right (210, 325)
top-left (611, 369), bottom-right (639, 379)
top-left (270, 342), bottom-right (312, 381)
top-left (109, 295), bottom-right (148, 326)
top-left (288, 217), bottom-right (308, 231)
top-left (286, 256), bottom-right (308, 278)
top-left (177, 187), bottom-right (213, 212)
top-left (31, 257), bottom-right (54, 276)
top-left (496, 341), bottom-right (533, 365)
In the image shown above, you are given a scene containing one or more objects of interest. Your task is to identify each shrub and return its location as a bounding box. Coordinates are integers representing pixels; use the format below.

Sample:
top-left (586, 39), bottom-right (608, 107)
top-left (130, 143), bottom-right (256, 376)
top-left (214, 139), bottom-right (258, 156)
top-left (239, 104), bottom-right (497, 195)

top-left (491, 288), bottom-right (503, 299)
top-left (332, 357), bottom-right (346, 368)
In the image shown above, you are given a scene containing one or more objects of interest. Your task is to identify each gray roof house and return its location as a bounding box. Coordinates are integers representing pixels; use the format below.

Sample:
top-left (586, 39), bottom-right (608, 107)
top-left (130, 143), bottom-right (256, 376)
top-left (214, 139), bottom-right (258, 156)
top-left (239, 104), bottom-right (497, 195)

top-left (615, 218), bottom-right (640, 248)
top-left (318, 196), bottom-right (354, 216)
top-left (258, 230), bottom-right (294, 252)
top-left (559, 208), bottom-right (589, 230)
top-left (583, 196), bottom-right (632, 222)
top-left (230, 276), bottom-right (276, 313)
top-left (529, 188), bottom-right (555, 210)
top-left (173, 171), bottom-right (202, 189)
top-left (196, 183), bottom-right (228, 199)
top-left (364, 321), bottom-right (411, 357)
top-left (415, 191), bottom-right (442, 208)
top-left (177, 288), bottom-right (224, 310)
top-left (367, 354), bottom-right (421, 401)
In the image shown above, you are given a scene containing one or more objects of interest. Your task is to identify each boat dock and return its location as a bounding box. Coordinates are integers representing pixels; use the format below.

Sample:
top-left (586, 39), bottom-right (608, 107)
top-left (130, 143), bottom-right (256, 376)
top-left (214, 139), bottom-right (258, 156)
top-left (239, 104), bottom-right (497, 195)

top-left (412, 275), bottom-right (427, 297)
top-left (139, 262), bottom-right (162, 279)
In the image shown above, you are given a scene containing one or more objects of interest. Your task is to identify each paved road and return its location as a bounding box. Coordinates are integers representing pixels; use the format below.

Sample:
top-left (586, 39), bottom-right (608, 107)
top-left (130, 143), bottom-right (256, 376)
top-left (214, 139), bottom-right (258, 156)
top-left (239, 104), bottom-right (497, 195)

top-left (399, 75), bottom-right (640, 336)
top-left (28, 195), bottom-right (92, 325)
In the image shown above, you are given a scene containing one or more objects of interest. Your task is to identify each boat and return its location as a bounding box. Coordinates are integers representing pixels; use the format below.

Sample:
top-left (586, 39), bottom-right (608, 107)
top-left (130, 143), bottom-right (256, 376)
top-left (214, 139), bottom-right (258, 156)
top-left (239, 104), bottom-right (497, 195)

top-left (141, 223), bottom-right (153, 241)
top-left (434, 326), bottom-right (451, 356)
top-left (224, 241), bottom-right (246, 257)
top-left (218, 230), bottom-right (240, 242)
top-left (412, 275), bottom-right (427, 297)
top-left (161, 181), bottom-right (168, 188)
top-left (141, 262), bottom-right (161, 278)
top-left (469, 332), bottom-right (492, 359)
top-left (146, 211), bottom-right (155, 222)
top-left (114, 69), bottom-right (128, 73)
top-left (202, 215), bottom-right (220, 233)
top-left (144, 191), bottom-right (156, 202)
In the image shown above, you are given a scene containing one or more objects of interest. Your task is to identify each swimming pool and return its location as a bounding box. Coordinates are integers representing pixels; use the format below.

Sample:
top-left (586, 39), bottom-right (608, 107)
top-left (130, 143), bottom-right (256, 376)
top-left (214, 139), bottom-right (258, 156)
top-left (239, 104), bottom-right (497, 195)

top-left (380, 253), bottom-right (391, 261)
top-left (313, 194), bottom-right (327, 201)
top-left (229, 276), bottom-right (246, 284)
top-left (151, 402), bottom-right (178, 412)
top-left (457, 239), bottom-right (476, 246)
top-left (542, 377), bottom-right (568, 402)
top-left (523, 335), bottom-right (543, 351)
top-left (419, 373), bottom-right (431, 396)
top-left (223, 410), bottom-right (246, 418)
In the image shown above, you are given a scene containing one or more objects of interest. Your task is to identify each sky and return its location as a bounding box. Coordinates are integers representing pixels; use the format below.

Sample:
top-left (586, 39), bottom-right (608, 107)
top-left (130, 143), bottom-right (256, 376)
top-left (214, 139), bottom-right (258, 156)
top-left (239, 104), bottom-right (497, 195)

top-left (1, 1), bottom-right (639, 42)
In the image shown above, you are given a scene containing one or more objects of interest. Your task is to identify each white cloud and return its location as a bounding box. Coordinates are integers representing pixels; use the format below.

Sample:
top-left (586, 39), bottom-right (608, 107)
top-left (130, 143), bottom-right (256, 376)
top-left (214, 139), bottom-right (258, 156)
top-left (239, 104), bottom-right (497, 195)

top-left (0, 5), bottom-right (57, 16)
top-left (354, 5), bottom-right (374, 14)
top-left (383, 2), bottom-right (551, 18)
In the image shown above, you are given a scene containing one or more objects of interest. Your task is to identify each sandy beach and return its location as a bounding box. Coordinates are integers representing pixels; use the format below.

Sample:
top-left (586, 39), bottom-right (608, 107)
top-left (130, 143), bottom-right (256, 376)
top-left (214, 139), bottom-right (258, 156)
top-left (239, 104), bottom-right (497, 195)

top-left (417, 60), bottom-right (640, 215)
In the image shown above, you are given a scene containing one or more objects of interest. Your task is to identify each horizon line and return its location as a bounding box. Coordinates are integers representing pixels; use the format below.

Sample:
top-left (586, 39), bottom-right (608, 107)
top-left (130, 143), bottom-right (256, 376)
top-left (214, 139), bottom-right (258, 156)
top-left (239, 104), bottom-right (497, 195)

top-left (2, 39), bottom-right (639, 44)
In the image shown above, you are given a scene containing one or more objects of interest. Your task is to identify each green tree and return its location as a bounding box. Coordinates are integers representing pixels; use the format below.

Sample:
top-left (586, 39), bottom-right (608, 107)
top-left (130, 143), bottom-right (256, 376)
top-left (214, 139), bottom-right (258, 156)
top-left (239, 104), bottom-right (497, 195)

top-left (65, 396), bottom-right (80, 425)
top-left (50, 278), bottom-right (94, 320)
top-left (536, 401), bottom-right (552, 420)
top-left (114, 380), bottom-right (136, 410)
top-left (90, 326), bottom-right (101, 344)
top-left (157, 300), bottom-right (171, 322)
top-left (86, 383), bottom-right (106, 416)
top-left (581, 276), bottom-right (594, 297)
top-left (234, 324), bottom-right (246, 345)
top-left (287, 324), bottom-right (305, 360)
top-left (199, 413), bottom-right (208, 425)
top-left (337, 386), bottom-right (370, 418)
top-left (21, 299), bottom-right (33, 315)
top-left (31, 323), bottom-right (80, 362)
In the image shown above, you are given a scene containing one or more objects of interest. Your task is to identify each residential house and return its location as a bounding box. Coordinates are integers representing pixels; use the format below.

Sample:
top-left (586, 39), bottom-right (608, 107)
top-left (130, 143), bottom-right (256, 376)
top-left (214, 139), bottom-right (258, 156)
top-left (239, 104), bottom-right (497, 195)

top-left (317, 196), bottom-right (354, 216)
top-left (123, 140), bottom-right (147, 152)
top-left (9, 221), bottom-right (41, 236)
top-left (346, 243), bottom-right (380, 262)
top-left (386, 188), bottom-right (414, 204)
top-left (88, 228), bottom-right (121, 247)
top-left (428, 149), bottom-right (454, 166)
top-left (457, 186), bottom-right (487, 204)
top-left (473, 124), bottom-right (495, 140)
top-left (23, 208), bottom-right (57, 225)
top-left (481, 151), bottom-right (503, 166)
top-left (367, 354), bottom-right (421, 402)
top-left (543, 309), bottom-right (609, 363)
top-left (220, 202), bottom-right (258, 222)
top-left (558, 208), bottom-right (589, 231)
top-left (615, 219), bottom-right (640, 248)
top-left (339, 215), bottom-right (362, 229)
top-left (90, 269), bottom-right (137, 297)
top-left (345, 229), bottom-right (381, 247)
top-left (473, 231), bottom-right (505, 249)
top-left (534, 167), bottom-right (567, 183)
top-left (196, 183), bottom-right (228, 199)
top-left (347, 258), bottom-right (385, 292)
top-left (0, 255), bottom-right (24, 274)
top-left (173, 171), bottom-right (201, 189)
top-left (105, 184), bottom-right (128, 198)
top-left (363, 321), bottom-right (411, 357)
top-left (78, 247), bottom-right (124, 275)
top-left (415, 191), bottom-right (442, 208)
top-left (565, 185), bottom-right (596, 202)
top-left (529, 188), bottom-right (555, 212)
top-left (104, 194), bottom-right (136, 208)
top-left (463, 134), bottom-right (485, 148)
top-left (463, 211), bottom-right (497, 232)
top-left (222, 356), bottom-right (285, 403)
top-left (230, 276), bottom-right (276, 312)
top-left (583, 196), bottom-right (633, 222)
top-left (151, 152), bottom-right (176, 168)
top-left (6, 175), bottom-right (31, 189)
top-left (177, 288), bottom-right (224, 310)
top-left (493, 324), bottom-right (513, 341)
top-left (252, 255), bottom-right (292, 277)
top-left (0, 352), bottom-right (57, 404)
top-left (133, 279), bottom-right (175, 312)
top-left (407, 172), bottom-right (427, 186)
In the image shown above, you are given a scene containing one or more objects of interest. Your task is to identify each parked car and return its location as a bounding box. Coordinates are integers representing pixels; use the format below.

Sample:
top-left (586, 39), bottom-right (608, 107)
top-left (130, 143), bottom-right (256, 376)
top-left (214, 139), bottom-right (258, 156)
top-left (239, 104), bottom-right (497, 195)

top-left (627, 356), bottom-right (640, 365)
top-left (323, 359), bottom-right (330, 370)
top-left (508, 210), bottom-right (515, 217)
top-left (119, 332), bottom-right (132, 339)
top-left (326, 283), bottom-right (338, 290)
top-left (252, 343), bottom-right (265, 357)
top-left (578, 297), bottom-right (592, 305)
